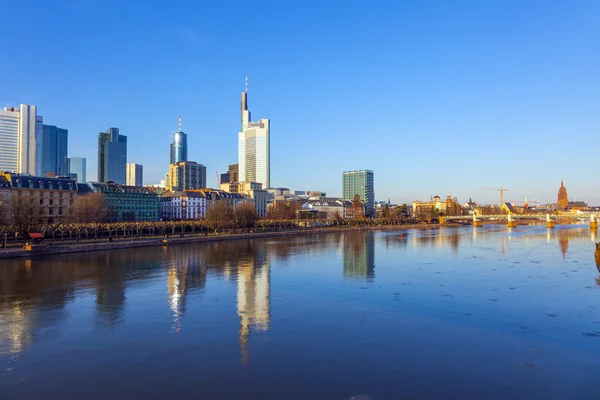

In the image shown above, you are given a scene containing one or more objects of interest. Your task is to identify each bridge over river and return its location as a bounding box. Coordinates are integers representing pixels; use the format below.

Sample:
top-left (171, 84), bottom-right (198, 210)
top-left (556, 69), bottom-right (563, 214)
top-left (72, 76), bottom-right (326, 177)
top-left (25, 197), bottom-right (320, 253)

top-left (442, 213), bottom-right (599, 228)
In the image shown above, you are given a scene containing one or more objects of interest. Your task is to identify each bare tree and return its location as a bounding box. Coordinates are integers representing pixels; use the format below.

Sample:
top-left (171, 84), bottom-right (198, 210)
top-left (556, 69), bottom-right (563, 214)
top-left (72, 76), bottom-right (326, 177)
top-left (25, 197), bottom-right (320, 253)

top-left (234, 201), bottom-right (257, 230)
top-left (206, 200), bottom-right (234, 233)
top-left (268, 201), bottom-right (300, 220)
top-left (11, 197), bottom-right (43, 235)
top-left (70, 193), bottom-right (112, 223)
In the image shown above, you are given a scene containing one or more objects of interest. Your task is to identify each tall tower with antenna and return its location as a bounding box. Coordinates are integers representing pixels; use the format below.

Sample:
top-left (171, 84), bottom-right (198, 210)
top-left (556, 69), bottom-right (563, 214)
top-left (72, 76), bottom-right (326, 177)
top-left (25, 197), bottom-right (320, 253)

top-left (170, 115), bottom-right (188, 164)
top-left (238, 77), bottom-right (270, 188)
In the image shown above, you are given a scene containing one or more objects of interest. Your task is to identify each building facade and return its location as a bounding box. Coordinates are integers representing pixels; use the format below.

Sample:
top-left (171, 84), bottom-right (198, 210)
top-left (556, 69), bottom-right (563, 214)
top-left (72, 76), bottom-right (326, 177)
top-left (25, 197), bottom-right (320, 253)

top-left (0, 172), bottom-right (77, 224)
top-left (343, 170), bottom-right (375, 217)
top-left (168, 161), bottom-right (206, 191)
top-left (98, 127), bottom-right (127, 184)
top-left (0, 105), bottom-right (37, 174)
top-left (36, 124), bottom-right (68, 177)
top-left (557, 180), bottom-right (568, 209)
top-left (238, 86), bottom-right (270, 189)
top-left (160, 190), bottom-right (207, 220)
top-left (68, 157), bottom-right (86, 182)
top-left (170, 116), bottom-right (188, 164)
top-left (126, 163), bottom-right (143, 186)
top-left (83, 182), bottom-right (159, 221)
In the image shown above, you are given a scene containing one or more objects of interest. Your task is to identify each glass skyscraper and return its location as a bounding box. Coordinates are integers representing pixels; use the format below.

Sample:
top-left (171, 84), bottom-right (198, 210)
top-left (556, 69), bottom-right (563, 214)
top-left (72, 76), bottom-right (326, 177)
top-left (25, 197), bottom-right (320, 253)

top-left (238, 86), bottom-right (270, 189)
top-left (343, 170), bottom-right (375, 217)
top-left (170, 127), bottom-right (188, 164)
top-left (98, 128), bottom-right (127, 184)
top-left (36, 124), bottom-right (68, 177)
top-left (68, 157), bottom-right (86, 182)
top-left (0, 104), bottom-right (37, 174)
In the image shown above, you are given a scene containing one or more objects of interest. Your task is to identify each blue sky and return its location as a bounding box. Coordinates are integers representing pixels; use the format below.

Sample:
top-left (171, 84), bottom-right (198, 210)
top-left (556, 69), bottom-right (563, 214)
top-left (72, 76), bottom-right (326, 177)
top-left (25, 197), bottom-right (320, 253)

top-left (1, 0), bottom-right (599, 205)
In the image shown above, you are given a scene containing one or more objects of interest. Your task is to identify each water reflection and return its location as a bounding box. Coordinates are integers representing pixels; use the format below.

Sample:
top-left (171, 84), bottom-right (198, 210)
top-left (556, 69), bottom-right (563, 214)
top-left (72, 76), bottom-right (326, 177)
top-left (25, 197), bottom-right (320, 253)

top-left (342, 231), bottom-right (375, 280)
top-left (1, 226), bottom-right (599, 360)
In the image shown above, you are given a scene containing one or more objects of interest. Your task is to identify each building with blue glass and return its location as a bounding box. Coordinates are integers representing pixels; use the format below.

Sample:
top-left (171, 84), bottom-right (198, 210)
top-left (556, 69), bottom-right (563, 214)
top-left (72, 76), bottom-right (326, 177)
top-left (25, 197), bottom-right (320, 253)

top-left (80, 182), bottom-right (159, 222)
top-left (67, 157), bottom-right (86, 182)
top-left (170, 116), bottom-right (188, 164)
top-left (98, 128), bottom-right (127, 184)
top-left (36, 124), bottom-right (68, 177)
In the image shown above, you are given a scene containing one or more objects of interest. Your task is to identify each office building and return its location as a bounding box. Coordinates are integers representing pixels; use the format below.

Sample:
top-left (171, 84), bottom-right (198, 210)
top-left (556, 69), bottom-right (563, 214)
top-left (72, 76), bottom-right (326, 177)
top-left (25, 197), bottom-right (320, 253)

top-left (238, 80), bottom-right (270, 189)
top-left (170, 115), bottom-right (188, 164)
top-left (68, 157), bottom-right (86, 182)
top-left (126, 163), bottom-right (143, 186)
top-left (0, 104), bottom-right (37, 174)
top-left (343, 170), bottom-right (375, 217)
top-left (80, 182), bottom-right (159, 222)
top-left (98, 127), bottom-right (127, 184)
top-left (168, 161), bottom-right (206, 191)
top-left (36, 124), bottom-right (68, 177)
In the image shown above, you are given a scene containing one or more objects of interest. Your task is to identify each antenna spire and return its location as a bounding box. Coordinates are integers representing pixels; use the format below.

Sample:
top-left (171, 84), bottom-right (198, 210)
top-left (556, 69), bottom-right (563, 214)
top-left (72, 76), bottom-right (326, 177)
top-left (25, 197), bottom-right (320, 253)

top-left (178, 115), bottom-right (182, 132)
top-left (245, 76), bottom-right (248, 93)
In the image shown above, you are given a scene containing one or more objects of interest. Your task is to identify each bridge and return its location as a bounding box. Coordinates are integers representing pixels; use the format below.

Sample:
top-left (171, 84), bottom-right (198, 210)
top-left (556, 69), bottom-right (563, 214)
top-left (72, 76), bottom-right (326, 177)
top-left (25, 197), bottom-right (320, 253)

top-left (442, 213), bottom-right (599, 228)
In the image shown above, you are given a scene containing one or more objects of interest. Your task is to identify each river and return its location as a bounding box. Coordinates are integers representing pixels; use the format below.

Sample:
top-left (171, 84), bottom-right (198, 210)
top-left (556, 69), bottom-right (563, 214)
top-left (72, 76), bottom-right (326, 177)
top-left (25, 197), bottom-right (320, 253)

top-left (1, 226), bottom-right (599, 399)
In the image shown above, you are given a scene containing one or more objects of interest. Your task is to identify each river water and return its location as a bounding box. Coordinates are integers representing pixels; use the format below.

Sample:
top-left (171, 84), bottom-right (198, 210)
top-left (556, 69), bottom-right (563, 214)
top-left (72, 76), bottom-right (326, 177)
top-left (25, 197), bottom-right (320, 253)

top-left (1, 226), bottom-right (599, 399)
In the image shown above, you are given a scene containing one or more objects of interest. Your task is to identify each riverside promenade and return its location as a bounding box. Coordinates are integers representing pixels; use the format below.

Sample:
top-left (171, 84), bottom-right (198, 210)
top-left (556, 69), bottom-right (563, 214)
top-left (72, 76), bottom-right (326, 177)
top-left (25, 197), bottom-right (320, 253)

top-left (0, 224), bottom-right (442, 260)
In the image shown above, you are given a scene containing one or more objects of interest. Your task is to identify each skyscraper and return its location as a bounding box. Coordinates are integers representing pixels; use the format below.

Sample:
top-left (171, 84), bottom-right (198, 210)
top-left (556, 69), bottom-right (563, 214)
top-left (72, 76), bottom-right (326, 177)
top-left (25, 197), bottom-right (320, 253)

top-left (170, 115), bottom-right (188, 164)
top-left (238, 79), bottom-right (270, 188)
top-left (68, 157), bottom-right (86, 182)
top-left (343, 170), bottom-right (375, 217)
top-left (168, 161), bottom-right (206, 191)
top-left (126, 163), bottom-right (143, 186)
top-left (0, 104), bottom-right (37, 174)
top-left (36, 124), bottom-right (68, 176)
top-left (98, 128), bottom-right (127, 184)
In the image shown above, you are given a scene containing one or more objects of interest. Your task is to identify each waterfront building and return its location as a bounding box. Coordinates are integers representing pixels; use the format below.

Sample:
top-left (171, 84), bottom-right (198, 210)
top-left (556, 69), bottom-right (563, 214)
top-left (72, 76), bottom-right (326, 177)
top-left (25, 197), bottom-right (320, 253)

top-left (0, 172), bottom-right (77, 224)
top-left (220, 181), bottom-right (267, 218)
top-left (168, 161), bottom-right (206, 191)
top-left (238, 81), bottom-right (270, 189)
top-left (343, 170), bottom-right (375, 217)
top-left (126, 163), bottom-right (143, 186)
top-left (300, 198), bottom-right (354, 219)
top-left (36, 123), bottom-right (68, 177)
top-left (98, 128), bottom-right (127, 184)
top-left (557, 180), bottom-right (569, 209)
top-left (0, 104), bottom-right (37, 174)
top-left (170, 116), bottom-right (188, 164)
top-left (67, 157), bottom-right (86, 182)
top-left (81, 182), bottom-right (159, 221)
top-left (160, 190), bottom-right (207, 220)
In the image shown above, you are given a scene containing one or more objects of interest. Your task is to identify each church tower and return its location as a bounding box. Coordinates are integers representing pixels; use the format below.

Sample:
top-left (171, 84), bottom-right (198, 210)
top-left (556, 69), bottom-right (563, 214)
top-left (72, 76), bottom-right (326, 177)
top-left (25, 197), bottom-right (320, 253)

top-left (557, 180), bottom-right (568, 209)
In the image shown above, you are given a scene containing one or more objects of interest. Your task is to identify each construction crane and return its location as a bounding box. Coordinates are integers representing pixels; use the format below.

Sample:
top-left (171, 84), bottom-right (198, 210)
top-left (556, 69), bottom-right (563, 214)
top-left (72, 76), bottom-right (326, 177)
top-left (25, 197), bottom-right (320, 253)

top-left (215, 170), bottom-right (220, 185)
top-left (483, 187), bottom-right (508, 209)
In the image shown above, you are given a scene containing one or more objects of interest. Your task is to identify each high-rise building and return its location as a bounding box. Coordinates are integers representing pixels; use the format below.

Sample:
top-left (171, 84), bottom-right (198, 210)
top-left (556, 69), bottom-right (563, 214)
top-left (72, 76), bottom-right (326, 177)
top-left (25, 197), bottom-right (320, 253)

top-left (168, 161), bottom-right (206, 191)
top-left (126, 163), bottom-right (143, 186)
top-left (36, 124), bottom-right (68, 177)
top-left (98, 128), bottom-right (127, 184)
top-left (170, 115), bottom-right (188, 164)
top-left (343, 170), bottom-right (375, 217)
top-left (228, 163), bottom-right (239, 183)
top-left (0, 104), bottom-right (37, 174)
top-left (68, 157), bottom-right (86, 182)
top-left (238, 80), bottom-right (270, 189)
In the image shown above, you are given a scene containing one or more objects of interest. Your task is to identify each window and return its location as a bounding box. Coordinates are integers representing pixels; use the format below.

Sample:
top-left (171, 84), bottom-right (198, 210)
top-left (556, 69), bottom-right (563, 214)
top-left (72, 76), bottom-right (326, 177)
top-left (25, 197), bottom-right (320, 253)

top-left (49, 199), bottom-right (54, 206)
top-left (58, 209), bottom-right (63, 215)
top-left (49, 208), bottom-right (53, 215)
top-left (39, 199), bottom-right (44, 206)
top-left (29, 191), bottom-right (34, 197)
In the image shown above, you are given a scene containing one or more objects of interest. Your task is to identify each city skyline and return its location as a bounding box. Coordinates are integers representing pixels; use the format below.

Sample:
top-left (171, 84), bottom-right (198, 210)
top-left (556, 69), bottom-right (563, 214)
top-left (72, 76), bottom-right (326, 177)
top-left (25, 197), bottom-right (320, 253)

top-left (1, 2), bottom-right (599, 205)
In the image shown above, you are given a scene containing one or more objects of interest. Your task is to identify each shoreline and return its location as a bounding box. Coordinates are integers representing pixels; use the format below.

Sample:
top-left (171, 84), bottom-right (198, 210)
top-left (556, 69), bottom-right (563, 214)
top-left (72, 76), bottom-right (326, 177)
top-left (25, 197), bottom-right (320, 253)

top-left (0, 224), bottom-right (455, 260)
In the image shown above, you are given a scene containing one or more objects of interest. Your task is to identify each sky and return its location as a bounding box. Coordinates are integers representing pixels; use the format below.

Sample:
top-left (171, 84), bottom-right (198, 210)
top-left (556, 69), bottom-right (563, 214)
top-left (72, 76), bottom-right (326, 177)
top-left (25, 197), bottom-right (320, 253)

top-left (1, 0), bottom-right (599, 205)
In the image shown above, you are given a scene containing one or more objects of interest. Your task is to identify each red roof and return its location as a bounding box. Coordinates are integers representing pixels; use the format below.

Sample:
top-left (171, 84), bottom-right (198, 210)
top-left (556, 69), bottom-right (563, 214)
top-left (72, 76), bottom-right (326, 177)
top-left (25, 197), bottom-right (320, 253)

top-left (29, 233), bottom-right (44, 239)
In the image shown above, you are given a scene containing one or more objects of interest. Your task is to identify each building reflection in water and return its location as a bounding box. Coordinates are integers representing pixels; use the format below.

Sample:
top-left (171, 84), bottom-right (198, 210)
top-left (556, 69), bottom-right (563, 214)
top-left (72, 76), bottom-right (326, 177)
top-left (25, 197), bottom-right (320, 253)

top-left (342, 231), bottom-right (375, 280)
top-left (164, 246), bottom-right (207, 333)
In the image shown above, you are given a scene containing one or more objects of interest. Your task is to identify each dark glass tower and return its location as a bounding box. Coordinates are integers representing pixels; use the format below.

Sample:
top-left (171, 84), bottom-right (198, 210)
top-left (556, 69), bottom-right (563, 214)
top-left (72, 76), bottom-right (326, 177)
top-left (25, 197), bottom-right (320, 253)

top-left (170, 116), bottom-right (188, 164)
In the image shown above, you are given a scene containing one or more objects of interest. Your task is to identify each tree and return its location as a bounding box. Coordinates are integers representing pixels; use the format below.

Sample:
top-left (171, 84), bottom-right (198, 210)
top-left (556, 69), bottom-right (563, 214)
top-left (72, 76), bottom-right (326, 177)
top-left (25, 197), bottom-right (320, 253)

top-left (11, 197), bottom-right (43, 236)
top-left (234, 201), bottom-right (257, 230)
top-left (268, 200), bottom-right (300, 220)
top-left (70, 193), bottom-right (112, 223)
top-left (382, 204), bottom-right (391, 219)
top-left (206, 200), bottom-right (234, 233)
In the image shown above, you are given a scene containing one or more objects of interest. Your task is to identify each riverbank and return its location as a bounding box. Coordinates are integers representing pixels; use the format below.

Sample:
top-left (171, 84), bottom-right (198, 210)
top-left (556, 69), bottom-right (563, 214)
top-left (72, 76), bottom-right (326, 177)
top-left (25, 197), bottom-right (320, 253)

top-left (0, 223), bottom-right (457, 260)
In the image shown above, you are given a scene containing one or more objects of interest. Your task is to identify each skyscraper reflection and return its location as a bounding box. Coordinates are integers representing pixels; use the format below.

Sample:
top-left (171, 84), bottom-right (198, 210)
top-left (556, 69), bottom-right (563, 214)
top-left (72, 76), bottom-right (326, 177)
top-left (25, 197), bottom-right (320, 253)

top-left (164, 247), bottom-right (207, 333)
top-left (342, 231), bottom-right (375, 280)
